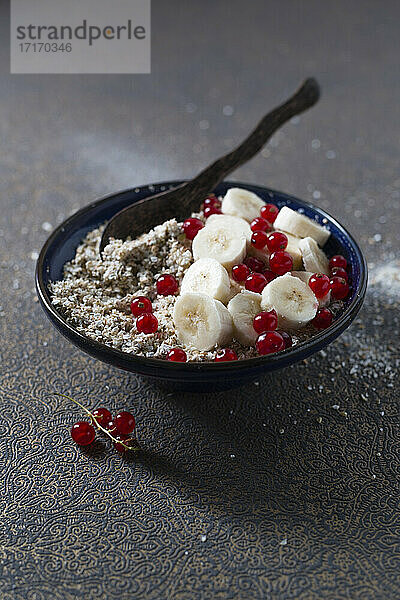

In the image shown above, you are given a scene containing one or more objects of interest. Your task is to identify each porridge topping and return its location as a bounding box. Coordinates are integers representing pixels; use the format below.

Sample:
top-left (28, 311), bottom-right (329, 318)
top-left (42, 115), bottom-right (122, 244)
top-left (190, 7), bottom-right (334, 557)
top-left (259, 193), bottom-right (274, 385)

top-left (49, 187), bottom-right (349, 361)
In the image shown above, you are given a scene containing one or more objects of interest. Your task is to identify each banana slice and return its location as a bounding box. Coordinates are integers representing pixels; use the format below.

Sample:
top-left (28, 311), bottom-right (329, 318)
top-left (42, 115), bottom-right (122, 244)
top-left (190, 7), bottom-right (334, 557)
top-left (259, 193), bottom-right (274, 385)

top-left (226, 277), bottom-right (244, 303)
top-left (274, 206), bottom-right (330, 246)
top-left (173, 293), bottom-right (233, 351)
top-left (291, 271), bottom-right (331, 307)
top-left (298, 237), bottom-right (329, 275)
top-left (206, 213), bottom-right (252, 244)
top-left (228, 290), bottom-right (262, 346)
top-left (180, 258), bottom-right (230, 303)
top-left (192, 219), bottom-right (247, 268)
top-left (221, 187), bottom-right (265, 223)
top-left (261, 273), bottom-right (318, 329)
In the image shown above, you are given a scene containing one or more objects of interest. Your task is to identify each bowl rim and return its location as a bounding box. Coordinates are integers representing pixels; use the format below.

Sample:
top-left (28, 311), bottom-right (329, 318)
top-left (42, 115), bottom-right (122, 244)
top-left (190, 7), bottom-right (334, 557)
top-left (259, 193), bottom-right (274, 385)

top-left (35, 180), bottom-right (368, 375)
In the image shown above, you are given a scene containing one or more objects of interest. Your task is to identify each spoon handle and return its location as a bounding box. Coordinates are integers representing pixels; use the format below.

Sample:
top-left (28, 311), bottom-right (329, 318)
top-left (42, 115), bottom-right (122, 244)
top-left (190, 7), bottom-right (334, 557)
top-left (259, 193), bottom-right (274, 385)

top-left (182, 78), bottom-right (320, 203)
top-left (99, 78), bottom-right (320, 252)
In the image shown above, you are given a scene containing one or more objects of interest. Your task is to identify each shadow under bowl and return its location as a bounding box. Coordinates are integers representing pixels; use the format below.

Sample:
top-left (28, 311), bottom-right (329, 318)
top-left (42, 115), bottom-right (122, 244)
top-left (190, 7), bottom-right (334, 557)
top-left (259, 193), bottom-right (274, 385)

top-left (36, 181), bottom-right (367, 392)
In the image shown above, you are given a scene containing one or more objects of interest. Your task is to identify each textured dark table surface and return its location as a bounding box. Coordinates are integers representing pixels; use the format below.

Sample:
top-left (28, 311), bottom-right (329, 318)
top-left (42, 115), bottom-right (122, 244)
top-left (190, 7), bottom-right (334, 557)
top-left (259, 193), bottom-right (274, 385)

top-left (1, 1), bottom-right (399, 598)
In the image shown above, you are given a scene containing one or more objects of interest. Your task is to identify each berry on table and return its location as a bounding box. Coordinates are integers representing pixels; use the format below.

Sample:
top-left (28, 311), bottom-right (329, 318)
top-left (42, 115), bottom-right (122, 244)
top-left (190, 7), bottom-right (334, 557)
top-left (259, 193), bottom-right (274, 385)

top-left (308, 273), bottom-right (331, 299)
top-left (260, 203), bottom-right (279, 223)
top-left (113, 434), bottom-right (138, 453)
top-left (277, 330), bottom-right (292, 349)
top-left (266, 232), bottom-right (288, 252)
top-left (130, 296), bottom-right (153, 317)
top-left (256, 331), bottom-right (285, 355)
top-left (312, 308), bottom-right (333, 329)
top-left (136, 312), bottom-right (158, 334)
top-left (329, 254), bottom-right (347, 270)
top-left (182, 218), bottom-right (204, 240)
top-left (232, 263), bottom-right (251, 282)
top-left (269, 250), bottom-right (293, 275)
top-left (244, 256), bottom-right (266, 273)
top-left (167, 347), bottom-right (187, 362)
top-left (92, 407), bottom-right (112, 427)
top-left (245, 272), bottom-right (268, 293)
top-left (204, 205), bottom-right (222, 218)
top-left (253, 310), bottom-right (278, 334)
top-left (203, 195), bottom-right (221, 209)
top-left (114, 411), bottom-right (136, 435)
top-left (251, 230), bottom-right (269, 249)
top-left (156, 274), bottom-right (179, 296)
top-left (56, 393), bottom-right (139, 456)
top-left (330, 276), bottom-right (350, 300)
top-left (215, 348), bottom-right (238, 361)
top-left (71, 421), bottom-right (95, 446)
top-left (330, 266), bottom-right (348, 281)
top-left (250, 217), bottom-right (271, 233)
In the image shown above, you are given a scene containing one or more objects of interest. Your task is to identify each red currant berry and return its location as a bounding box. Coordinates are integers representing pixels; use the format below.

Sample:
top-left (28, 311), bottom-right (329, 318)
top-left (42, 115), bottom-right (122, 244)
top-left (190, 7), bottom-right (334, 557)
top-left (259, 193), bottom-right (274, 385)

top-left (167, 348), bottom-right (187, 362)
top-left (130, 296), bottom-right (152, 317)
top-left (232, 263), bottom-right (251, 282)
top-left (329, 255), bottom-right (347, 270)
top-left (260, 203), bottom-right (279, 223)
top-left (256, 331), bottom-right (285, 355)
top-left (215, 348), bottom-right (238, 361)
top-left (266, 232), bottom-right (288, 252)
top-left (105, 419), bottom-right (117, 433)
top-left (156, 274), bottom-right (179, 296)
top-left (331, 266), bottom-right (348, 281)
top-left (114, 411), bottom-right (136, 435)
top-left (136, 312), bottom-right (158, 334)
top-left (262, 269), bottom-right (276, 284)
top-left (269, 250), bottom-right (293, 275)
top-left (71, 421), bottom-right (95, 446)
top-left (204, 205), bottom-right (222, 218)
top-left (277, 330), bottom-right (292, 349)
top-left (250, 217), bottom-right (271, 233)
top-left (182, 218), bottom-right (204, 240)
top-left (92, 407), bottom-right (112, 427)
top-left (203, 195), bottom-right (220, 209)
top-left (251, 230), bottom-right (269, 250)
top-left (312, 308), bottom-right (333, 329)
top-left (253, 310), bottom-right (278, 334)
top-left (113, 434), bottom-right (138, 453)
top-left (245, 273), bottom-right (268, 293)
top-left (330, 276), bottom-right (349, 300)
top-left (308, 273), bottom-right (331, 299)
top-left (244, 256), bottom-right (266, 273)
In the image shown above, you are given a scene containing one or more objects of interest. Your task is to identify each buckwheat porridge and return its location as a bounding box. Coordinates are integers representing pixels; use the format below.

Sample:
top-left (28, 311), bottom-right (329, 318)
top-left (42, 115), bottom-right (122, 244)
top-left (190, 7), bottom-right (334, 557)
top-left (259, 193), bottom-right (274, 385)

top-left (49, 188), bottom-right (347, 363)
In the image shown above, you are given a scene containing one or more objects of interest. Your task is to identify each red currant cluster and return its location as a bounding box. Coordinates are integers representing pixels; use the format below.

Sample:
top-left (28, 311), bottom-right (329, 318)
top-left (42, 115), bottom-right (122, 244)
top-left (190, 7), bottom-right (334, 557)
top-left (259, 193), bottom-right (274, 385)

top-left (55, 393), bottom-right (139, 453)
top-left (310, 254), bottom-right (351, 330)
top-left (182, 194), bottom-right (222, 240)
top-left (228, 204), bottom-right (292, 294)
top-left (252, 309), bottom-right (293, 355)
top-left (129, 272), bottom-right (179, 335)
top-left (202, 194), bottom-right (222, 219)
top-left (231, 250), bottom-right (286, 293)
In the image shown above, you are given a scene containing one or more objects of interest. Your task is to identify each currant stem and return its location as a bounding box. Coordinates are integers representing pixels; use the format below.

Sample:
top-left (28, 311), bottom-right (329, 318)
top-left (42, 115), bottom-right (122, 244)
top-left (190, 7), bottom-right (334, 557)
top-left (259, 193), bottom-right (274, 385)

top-left (54, 392), bottom-right (139, 452)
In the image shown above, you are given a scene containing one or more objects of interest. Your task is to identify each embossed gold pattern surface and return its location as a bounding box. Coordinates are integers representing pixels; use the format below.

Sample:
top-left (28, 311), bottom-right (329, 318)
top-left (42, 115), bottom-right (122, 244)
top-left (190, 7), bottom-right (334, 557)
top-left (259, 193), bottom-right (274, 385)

top-left (1, 1), bottom-right (400, 598)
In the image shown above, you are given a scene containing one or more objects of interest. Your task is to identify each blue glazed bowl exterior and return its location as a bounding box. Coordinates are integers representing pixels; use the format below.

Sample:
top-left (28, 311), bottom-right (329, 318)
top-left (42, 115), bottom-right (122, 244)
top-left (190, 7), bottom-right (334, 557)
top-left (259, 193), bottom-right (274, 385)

top-left (36, 181), bottom-right (367, 391)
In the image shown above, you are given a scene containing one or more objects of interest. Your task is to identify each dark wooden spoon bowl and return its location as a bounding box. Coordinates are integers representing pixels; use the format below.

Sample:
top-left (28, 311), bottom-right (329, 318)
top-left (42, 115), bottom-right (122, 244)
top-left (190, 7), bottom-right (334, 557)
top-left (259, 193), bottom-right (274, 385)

top-left (99, 78), bottom-right (320, 253)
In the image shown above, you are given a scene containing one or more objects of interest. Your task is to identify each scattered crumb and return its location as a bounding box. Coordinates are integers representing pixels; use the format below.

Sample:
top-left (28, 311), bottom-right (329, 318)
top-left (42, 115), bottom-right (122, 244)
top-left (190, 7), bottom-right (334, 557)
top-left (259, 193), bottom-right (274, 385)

top-left (279, 538), bottom-right (287, 546)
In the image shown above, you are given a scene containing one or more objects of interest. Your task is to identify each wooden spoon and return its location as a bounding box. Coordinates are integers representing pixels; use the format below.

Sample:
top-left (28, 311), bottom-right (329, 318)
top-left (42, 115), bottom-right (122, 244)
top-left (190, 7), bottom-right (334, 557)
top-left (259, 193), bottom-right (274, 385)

top-left (99, 78), bottom-right (320, 254)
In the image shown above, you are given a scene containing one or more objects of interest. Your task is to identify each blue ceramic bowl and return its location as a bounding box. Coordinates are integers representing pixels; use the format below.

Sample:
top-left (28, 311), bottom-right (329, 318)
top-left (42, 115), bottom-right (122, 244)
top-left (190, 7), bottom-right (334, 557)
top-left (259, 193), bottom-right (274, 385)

top-left (36, 181), bottom-right (367, 391)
